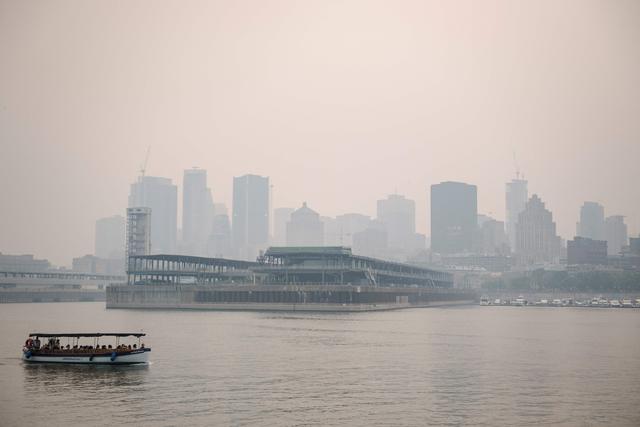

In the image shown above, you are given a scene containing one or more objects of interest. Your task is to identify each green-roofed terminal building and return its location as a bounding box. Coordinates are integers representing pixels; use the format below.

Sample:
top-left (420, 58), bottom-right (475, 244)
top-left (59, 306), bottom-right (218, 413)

top-left (107, 247), bottom-right (475, 311)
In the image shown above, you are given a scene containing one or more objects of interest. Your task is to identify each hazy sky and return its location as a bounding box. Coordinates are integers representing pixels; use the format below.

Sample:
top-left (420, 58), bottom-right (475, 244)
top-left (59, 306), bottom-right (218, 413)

top-left (1, 0), bottom-right (639, 266)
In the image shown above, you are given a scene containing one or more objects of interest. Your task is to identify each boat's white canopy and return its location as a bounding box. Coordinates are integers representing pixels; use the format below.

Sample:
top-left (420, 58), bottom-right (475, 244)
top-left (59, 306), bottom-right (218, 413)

top-left (29, 333), bottom-right (146, 338)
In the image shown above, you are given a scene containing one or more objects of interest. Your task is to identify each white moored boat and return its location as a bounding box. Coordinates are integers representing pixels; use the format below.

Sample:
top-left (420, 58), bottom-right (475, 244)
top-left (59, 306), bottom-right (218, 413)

top-left (22, 332), bottom-right (150, 365)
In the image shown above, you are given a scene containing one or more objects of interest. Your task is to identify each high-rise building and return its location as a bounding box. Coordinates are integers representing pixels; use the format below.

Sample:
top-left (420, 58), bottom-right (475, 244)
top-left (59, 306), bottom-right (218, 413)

top-left (605, 215), bottom-right (628, 256)
top-left (479, 217), bottom-right (509, 255)
top-left (232, 174), bottom-right (270, 260)
top-left (377, 195), bottom-right (416, 251)
top-left (430, 182), bottom-right (477, 254)
top-left (321, 216), bottom-right (340, 246)
top-left (515, 195), bottom-right (561, 266)
top-left (352, 226), bottom-right (388, 259)
top-left (128, 176), bottom-right (177, 254)
top-left (208, 213), bottom-right (232, 258)
top-left (182, 168), bottom-right (213, 255)
top-left (273, 207), bottom-right (294, 246)
top-left (505, 178), bottom-right (528, 250)
top-left (286, 202), bottom-right (324, 246)
top-left (126, 207), bottom-right (151, 269)
top-left (334, 213), bottom-right (372, 247)
top-left (576, 202), bottom-right (605, 241)
top-left (95, 215), bottom-right (125, 259)
top-left (630, 237), bottom-right (640, 255)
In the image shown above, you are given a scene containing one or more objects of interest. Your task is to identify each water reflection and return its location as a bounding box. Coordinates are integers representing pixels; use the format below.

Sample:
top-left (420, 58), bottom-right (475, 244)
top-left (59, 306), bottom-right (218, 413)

top-left (23, 363), bottom-right (148, 393)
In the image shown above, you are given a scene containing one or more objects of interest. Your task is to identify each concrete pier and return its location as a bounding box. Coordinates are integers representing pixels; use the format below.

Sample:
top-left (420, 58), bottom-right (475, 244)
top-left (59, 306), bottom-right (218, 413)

top-left (106, 284), bottom-right (476, 312)
top-left (0, 289), bottom-right (106, 303)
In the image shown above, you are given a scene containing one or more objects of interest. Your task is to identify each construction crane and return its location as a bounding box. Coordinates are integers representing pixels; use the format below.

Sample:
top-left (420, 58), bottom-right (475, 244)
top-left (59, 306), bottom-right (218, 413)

top-left (139, 146), bottom-right (151, 178)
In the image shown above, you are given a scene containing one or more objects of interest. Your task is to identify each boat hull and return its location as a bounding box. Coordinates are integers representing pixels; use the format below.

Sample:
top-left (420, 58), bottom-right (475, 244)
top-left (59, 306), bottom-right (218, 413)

top-left (22, 349), bottom-right (150, 365)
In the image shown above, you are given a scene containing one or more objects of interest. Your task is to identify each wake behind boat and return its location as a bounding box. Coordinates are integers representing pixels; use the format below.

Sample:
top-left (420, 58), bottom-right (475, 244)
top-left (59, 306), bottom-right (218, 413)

top-left (22, 332), bottom-right (150, 365)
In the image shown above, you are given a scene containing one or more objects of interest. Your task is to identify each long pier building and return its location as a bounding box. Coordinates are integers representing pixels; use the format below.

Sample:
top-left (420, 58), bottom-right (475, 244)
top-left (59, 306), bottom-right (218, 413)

top-left (108, 247), bottom-right (475, 311)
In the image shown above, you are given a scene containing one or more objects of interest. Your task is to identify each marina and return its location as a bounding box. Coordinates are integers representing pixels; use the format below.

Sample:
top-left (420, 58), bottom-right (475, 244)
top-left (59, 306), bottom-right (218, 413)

top-left (480, 295), bottom-right (640, 308)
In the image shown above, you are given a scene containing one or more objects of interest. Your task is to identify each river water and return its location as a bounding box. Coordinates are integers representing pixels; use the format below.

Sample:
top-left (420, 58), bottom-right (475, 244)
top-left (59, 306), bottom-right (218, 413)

top-left (1, 302), bottom-right (639, 426)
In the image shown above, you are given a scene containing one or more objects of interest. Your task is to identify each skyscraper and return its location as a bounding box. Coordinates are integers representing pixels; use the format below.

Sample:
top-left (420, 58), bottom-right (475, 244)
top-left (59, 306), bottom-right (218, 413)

top-left (376, 195), bottom-right (416, 251)
top-left (605, 215), bottom-right (628, 256)
top-left (515, 195), bottom-right (561, 266)
top-left (430, 182), bottom-right (477, 254)
top-left (334, 213), bottom-right (372, 247)
top-left (352, 226), bottom-right (388, 259)
top-left (182, 168), bottom-right (213, 255)
top-left (208, 212), bottom-right (232, 258)
top-left (479, 217), bottom-right (509, 255)
top-left (232, 174), bottom-right (270, 260)
top-left (576, 202), bottom-right (605, 241)
top-left (273, 207), bottom-right (295, 246)
top-left (286, 202), bottom-right (324, 246)
top-left (505, 178), bottom-right (528, 251)
top-left (95, 215), bottom-right (125, 259)
top-left (128, 176), bottom-right (177, 254)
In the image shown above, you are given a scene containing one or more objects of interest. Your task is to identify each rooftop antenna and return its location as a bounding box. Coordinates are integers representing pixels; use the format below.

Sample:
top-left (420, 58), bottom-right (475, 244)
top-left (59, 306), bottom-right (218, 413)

top-left (512, 150), bottom-right (520, 180)
top-left (139, 146), bottom-right (151, 178)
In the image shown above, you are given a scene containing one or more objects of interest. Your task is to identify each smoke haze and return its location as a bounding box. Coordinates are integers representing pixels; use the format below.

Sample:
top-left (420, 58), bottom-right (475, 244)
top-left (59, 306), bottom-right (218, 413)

top-left (1, 0), bottom-right (639, 265)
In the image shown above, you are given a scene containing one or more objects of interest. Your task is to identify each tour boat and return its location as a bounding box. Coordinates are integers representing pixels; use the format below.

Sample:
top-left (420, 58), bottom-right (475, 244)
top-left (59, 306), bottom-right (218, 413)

top-left (22, 332), bottom-right (150, 365)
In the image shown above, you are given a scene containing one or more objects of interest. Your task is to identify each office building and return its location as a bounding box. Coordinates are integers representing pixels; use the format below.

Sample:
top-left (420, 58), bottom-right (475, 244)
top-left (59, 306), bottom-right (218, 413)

top-left (567, 237), bottom-right (608, 265)
top-left (515, 195), bottom-right (562, 266)
top-left (377, 194), bottom-right (416, 252)
top-left (232, 174), bottom-right (270, 260)
top-left (273, 208), bottom-right (295, 246)
top-left (286, 202), bottom-right (324, 246)
top-left (208, 212), bottom-right (232, 258)
top-left (128, 176), bottom-right (177, 253)
top-left (352, 227), bottom-right (388, 259)
top-left (505, 178), bottom-right (528, 250)
top-left (479, 218), bottom-right (509, 255)
top-left (182, 168), bottom-right (213, 255)
top-left (0, 253), bottom-right (50, 272)
top-left (321, 216), bottom-right (340, 246)
top-left (334, 213), bottom-right (372, 247)
top-left (431, 182), bottom-right (477, 254)
top-left (72, 254), bottom-right (124, 275)
top-left (605, 215), bottom-right (628, 256)
top-left (576, 202), bottom-right (605, 241)
top-left (95, 215), bottom-right (125, 260)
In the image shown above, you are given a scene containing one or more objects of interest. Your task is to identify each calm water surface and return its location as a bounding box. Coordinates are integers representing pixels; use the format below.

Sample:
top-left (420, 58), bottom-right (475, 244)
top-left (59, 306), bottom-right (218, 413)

top-left (1, 303), bottom-right (639, 426)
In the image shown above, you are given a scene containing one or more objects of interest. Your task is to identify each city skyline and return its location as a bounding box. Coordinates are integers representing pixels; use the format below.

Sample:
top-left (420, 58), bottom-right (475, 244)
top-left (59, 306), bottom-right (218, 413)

top-left (1, 1), bottom-right (639, 265)
top-left (3, 164), bottom-right (640, 266)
